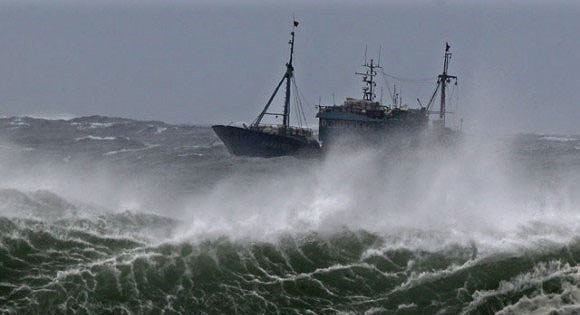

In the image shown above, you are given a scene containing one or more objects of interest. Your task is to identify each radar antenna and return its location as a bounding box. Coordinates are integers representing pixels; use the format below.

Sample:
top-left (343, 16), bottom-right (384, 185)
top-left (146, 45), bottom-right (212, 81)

top-left (355, 48), bottom-right (382, 102)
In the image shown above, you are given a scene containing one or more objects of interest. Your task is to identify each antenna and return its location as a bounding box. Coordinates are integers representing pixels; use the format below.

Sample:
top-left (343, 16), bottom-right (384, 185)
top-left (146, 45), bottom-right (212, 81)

top-left (378, 45), bottom-right (382, 67)
top-left (355, 46), bottom-right (382, 101)
top-left (364, 45), bottom-right (368, 65)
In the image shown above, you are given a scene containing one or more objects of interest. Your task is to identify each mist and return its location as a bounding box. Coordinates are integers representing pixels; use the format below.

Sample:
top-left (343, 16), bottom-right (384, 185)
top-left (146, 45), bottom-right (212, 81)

top-left (0, 114), bottom-right (579, 313)
top-left (1, 122), bottom-right (577, 258)
top-left (165, 134), bottom-right (579, 254)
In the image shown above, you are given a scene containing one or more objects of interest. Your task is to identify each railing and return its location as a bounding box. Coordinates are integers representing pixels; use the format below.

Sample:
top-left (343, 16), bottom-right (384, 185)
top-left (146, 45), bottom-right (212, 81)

top-left (317, 105), bottom-right (389, 119)
top-left (251, 124), bottom-right (313, 137)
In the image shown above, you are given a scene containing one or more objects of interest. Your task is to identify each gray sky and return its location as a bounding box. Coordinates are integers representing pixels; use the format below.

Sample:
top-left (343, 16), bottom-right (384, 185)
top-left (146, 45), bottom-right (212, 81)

top-left (0, 0), bottom-right (579, 134)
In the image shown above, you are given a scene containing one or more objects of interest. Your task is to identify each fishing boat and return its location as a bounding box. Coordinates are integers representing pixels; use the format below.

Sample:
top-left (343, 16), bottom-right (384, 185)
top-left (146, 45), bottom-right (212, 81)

top-left (316, 43), bottom-right (458, 146)
top-left (212, 22), bottom-right (320, 157)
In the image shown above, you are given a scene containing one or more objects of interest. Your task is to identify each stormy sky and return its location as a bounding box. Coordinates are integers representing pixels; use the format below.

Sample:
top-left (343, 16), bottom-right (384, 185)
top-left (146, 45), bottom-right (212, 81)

top-left (0, 0), bottom-right (578, 134)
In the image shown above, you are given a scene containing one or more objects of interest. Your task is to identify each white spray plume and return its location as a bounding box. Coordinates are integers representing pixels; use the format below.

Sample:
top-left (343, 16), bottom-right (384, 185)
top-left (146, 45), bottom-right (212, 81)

top-left (176, 132), bottom-right (580, 254)
top-left (0, 130), bottom-right (579, 255)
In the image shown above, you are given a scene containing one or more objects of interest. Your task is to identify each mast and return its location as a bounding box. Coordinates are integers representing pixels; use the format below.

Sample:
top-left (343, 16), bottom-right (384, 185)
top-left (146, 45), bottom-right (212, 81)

top-left (356, 56), bottom-right (381, 102)
top-left (283, 22), bottom-right (297, 127)
top-left (252, 21), bottom-right (298, 128)
top-left (437, 42), bottom-right (457, 125)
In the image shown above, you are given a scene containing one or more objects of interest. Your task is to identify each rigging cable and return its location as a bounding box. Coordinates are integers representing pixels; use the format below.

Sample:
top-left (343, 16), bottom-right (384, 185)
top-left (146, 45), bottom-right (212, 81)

top-left (380, 72), bottom-right (433, 84)
top-left (290, 77), bottom-right (301, 127)
top-left (425, 82), bottom-right (440, 111)
top-left (379, 69), bottom-right (395, 104)
top-left (290, 56), bottom-right (310, 129)
top-left (292, 89), bottom-right (303, 128)
top-left (380, 68), bottom-right (435, 107)
top-left (291, 77), bottom-right (310, 129)
top-left (451, 84), bottom-right (460, 129)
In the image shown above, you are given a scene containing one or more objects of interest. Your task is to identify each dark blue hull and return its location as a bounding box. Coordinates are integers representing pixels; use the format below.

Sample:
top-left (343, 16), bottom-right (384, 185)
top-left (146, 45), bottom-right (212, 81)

top-left (212, 125), bottom-right (320, 158)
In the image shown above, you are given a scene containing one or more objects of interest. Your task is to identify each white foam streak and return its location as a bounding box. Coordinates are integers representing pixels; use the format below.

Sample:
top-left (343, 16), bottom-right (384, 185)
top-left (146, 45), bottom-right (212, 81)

top-left (540, 136), bottom-right (578, 142)
top-left (465, 260), bottom-right (580, 315)
top-left (75, 135), bottom-right (117, 141)
top-left (176, 133), bottom-right (580, 254)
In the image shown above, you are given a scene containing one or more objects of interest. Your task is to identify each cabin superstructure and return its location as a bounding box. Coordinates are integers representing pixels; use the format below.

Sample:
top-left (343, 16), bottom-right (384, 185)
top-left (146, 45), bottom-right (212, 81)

top-left (316, 54), bottom-right (428, 145)
top-left (316, 42), bottom-right (459, 146)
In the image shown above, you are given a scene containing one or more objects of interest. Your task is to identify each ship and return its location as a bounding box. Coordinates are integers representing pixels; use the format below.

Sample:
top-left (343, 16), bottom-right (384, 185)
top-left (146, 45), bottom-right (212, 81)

top-left (316, 43), bottom-right (458, 146)
top-left (212, 22), bottom-right (320, 158)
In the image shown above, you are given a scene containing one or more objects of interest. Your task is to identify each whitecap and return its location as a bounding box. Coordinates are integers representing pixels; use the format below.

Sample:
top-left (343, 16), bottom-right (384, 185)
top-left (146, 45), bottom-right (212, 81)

top-left (75, 135), bottom-right (117, 141)
top-left (540, 136), bottom-right (578, 142)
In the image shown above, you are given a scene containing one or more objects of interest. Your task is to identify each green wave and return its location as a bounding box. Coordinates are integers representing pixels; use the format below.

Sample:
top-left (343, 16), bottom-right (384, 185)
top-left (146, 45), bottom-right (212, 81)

top-left (2, 214), bottom-right (580, 314)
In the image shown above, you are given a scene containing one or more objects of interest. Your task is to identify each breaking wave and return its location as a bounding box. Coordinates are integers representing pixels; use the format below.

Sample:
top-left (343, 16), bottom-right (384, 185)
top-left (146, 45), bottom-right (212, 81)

top-left (3, 198), bottom-right (580, 314)
top-left (0, 116), bottom-right (580, 314)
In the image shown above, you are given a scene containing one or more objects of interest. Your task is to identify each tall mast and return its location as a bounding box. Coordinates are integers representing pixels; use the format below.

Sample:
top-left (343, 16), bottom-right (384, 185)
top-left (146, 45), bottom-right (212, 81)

top-left (356, 53), bottom-right (381, 101)
top-left (438, 42), bottom-right (457, 125)
top-left (283, 21), bottom-right (298, 127)
top-left (252, 21), bottom-right (299, 128)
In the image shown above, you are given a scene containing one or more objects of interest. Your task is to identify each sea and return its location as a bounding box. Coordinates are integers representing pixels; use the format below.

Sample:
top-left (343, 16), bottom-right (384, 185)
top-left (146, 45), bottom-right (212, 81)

top-left (1, 115), bottom-right (580, 315)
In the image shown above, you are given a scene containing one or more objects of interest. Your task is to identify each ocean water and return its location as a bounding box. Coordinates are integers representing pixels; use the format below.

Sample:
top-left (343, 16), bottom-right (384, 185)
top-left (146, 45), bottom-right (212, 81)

top-left (1, 116), bottom-right (580, 314)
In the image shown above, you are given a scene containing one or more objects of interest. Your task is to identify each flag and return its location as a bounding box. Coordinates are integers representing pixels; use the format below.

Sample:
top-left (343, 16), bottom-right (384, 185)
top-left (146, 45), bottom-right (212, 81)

top-left (445, 42), bottom-right (450, 52)
top-left (294, 20), bottom-right (299, 27)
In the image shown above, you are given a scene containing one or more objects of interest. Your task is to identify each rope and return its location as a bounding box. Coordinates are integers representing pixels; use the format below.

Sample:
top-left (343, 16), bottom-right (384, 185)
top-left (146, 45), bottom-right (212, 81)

top-left (380, 72), bottom-right (395, 104)
top-left (293, 89), bottom-right (303, 128)
top-left (380, 69), bottom-right (433, 84)
top-left (292, 77), bottom-right (310, 129)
